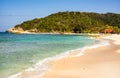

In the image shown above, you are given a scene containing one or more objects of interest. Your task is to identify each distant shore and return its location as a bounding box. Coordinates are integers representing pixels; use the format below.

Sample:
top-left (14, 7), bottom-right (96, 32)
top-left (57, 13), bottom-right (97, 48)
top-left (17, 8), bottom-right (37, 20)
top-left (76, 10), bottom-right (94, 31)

top-left (6, 28), bottom-right (104, 37)
top-left (5, 27), bottom-right (113, 36)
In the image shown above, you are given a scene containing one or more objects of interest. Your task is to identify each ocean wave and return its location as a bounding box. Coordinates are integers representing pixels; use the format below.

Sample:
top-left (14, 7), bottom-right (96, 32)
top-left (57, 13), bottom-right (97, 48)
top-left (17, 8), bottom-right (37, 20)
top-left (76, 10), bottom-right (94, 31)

top-left (7, 39), bottom-right (109, 78)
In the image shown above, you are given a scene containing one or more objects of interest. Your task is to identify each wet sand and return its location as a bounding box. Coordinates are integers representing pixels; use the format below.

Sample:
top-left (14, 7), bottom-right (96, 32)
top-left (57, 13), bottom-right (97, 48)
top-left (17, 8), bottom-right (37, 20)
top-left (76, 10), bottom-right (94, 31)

top-left (43, 35), bottom-right (120, 78)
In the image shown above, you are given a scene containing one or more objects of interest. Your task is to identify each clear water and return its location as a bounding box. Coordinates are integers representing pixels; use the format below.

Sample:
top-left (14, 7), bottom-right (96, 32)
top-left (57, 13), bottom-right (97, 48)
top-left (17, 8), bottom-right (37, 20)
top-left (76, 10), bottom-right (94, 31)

top-left (0, 32), bottom-right (95, 78)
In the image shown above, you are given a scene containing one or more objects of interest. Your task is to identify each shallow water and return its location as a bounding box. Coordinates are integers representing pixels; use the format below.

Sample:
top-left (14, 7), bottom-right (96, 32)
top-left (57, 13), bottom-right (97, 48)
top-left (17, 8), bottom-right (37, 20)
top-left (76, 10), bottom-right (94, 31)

top-left (0, 32), bottom-right (95, 78)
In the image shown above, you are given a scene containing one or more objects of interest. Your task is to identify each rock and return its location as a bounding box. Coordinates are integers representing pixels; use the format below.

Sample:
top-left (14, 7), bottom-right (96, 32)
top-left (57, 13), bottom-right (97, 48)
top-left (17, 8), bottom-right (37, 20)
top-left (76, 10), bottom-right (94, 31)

top-left (6, 27), bottom-right (24, 34)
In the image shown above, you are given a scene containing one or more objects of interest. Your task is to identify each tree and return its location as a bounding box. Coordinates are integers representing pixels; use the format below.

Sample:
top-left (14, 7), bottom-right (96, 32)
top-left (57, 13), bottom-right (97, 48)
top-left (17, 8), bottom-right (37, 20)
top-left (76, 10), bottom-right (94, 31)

top-left (12, 11), bottom-right (120, 33)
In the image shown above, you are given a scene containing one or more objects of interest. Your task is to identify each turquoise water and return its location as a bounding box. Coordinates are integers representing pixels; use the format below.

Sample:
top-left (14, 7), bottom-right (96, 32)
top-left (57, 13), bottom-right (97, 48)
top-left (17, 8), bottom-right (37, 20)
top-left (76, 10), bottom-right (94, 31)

top-left (0, 32), bottom-right (95, 78)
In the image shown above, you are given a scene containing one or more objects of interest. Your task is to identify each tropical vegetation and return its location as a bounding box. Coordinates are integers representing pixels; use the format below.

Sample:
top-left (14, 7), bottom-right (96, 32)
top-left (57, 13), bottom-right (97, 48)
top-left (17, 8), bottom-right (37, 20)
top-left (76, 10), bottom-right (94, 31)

top-left (14, 11), bottom-right (120, 33)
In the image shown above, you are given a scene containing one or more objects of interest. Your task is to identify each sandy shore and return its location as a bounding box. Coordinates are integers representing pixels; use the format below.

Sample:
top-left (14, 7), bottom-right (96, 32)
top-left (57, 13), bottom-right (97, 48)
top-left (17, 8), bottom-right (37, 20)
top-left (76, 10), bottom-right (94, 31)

top-left (43, 34), bottom-right (120, 78)
top-left (8, 34), bottom-right (120, 78)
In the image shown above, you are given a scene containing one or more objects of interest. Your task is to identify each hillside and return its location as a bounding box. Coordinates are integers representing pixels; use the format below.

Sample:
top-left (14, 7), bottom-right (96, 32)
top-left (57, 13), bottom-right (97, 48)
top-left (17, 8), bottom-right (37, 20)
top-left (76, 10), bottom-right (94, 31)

top-left (6, 11), bottom-right (120, 33)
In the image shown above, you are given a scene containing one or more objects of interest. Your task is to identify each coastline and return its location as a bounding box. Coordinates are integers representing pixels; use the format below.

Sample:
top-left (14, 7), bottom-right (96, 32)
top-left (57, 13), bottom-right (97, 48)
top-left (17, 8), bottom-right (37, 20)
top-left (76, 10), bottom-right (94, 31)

top-left (6, 27), bottom-right (102, 36)
top-left (7, 34), bottom-right (120, 78)
top-left (43, 34), bottom-right (120, 78)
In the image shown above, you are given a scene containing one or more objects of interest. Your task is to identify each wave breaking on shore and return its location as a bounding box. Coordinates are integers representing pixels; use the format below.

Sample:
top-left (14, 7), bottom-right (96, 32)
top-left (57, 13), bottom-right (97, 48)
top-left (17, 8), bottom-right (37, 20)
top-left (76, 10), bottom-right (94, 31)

top-left (7, 38), bottom-right (110, 78)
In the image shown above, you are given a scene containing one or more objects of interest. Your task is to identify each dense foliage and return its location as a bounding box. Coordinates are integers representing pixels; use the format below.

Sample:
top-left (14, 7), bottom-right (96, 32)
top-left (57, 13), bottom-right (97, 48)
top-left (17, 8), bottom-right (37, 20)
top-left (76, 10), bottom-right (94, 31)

top-left (15, 11), bottom-right (120, 33)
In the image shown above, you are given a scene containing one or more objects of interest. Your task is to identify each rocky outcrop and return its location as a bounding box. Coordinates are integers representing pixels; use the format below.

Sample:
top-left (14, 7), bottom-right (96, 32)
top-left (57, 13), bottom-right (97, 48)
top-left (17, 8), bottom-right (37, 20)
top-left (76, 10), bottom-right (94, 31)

top-left (6, 27), bottom-right (40, 34)
top-left (6, 27), bottom-right (29, 34)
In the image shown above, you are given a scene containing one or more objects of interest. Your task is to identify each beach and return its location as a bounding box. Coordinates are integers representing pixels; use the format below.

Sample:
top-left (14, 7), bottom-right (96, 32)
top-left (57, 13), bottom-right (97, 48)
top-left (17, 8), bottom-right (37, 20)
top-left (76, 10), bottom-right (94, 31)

top-left (7, 34), bottom-right (120, 78)
top-left (43, 34), bottom-right (120, 78)
top-left (1, 33), bottom-right (94, 78)
top-left (1, 0), bottom-right (120, 78)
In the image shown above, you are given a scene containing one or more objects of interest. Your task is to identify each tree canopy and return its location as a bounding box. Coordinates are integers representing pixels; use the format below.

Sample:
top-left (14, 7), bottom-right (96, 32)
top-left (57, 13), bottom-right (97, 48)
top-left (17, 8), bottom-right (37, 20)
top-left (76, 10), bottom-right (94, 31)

top-left (14, 11), bottom-right (120, 33)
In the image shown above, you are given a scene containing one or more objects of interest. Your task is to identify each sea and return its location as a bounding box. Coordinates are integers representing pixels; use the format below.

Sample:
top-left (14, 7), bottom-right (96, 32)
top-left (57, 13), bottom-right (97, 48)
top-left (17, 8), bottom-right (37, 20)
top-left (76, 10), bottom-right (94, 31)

top-left (0, 32), bottom-right (108, 78)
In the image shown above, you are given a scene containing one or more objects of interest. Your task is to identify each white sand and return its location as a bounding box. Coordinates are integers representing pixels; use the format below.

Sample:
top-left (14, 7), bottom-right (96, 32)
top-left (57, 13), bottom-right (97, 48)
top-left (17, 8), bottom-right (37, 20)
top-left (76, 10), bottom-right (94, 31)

top-left (101, 34), bottom-right (120, 45)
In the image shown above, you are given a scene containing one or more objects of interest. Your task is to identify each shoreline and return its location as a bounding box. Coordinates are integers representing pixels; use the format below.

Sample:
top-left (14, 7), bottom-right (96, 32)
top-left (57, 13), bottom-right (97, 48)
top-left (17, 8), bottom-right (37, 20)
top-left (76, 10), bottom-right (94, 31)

top-left (7, 34), bottom-right (120, 78)
top-left (7, 35), bottom-right (99, 78)
top-left (43, 34), bottom-right (120, 78)
top-left (6, 29), bottom-right (104, 36)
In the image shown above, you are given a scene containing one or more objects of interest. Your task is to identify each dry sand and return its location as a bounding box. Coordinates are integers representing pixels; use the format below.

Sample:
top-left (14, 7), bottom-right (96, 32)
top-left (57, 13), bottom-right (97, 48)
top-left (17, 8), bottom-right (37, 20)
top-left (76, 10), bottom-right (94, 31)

top-left (43, 34), bottom-right (120, 78)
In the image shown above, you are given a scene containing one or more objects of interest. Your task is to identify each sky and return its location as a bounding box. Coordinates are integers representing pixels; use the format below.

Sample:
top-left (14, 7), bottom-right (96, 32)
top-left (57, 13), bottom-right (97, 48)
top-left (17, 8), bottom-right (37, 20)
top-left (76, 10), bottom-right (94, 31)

top-left (0, 0), bottom-right (120, 32)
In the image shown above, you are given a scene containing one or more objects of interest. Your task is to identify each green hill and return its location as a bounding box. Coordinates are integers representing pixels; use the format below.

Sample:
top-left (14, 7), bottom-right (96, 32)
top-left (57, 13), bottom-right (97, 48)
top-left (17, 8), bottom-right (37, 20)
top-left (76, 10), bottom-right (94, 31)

top-left (8, 11), bottom-right (120, 33)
